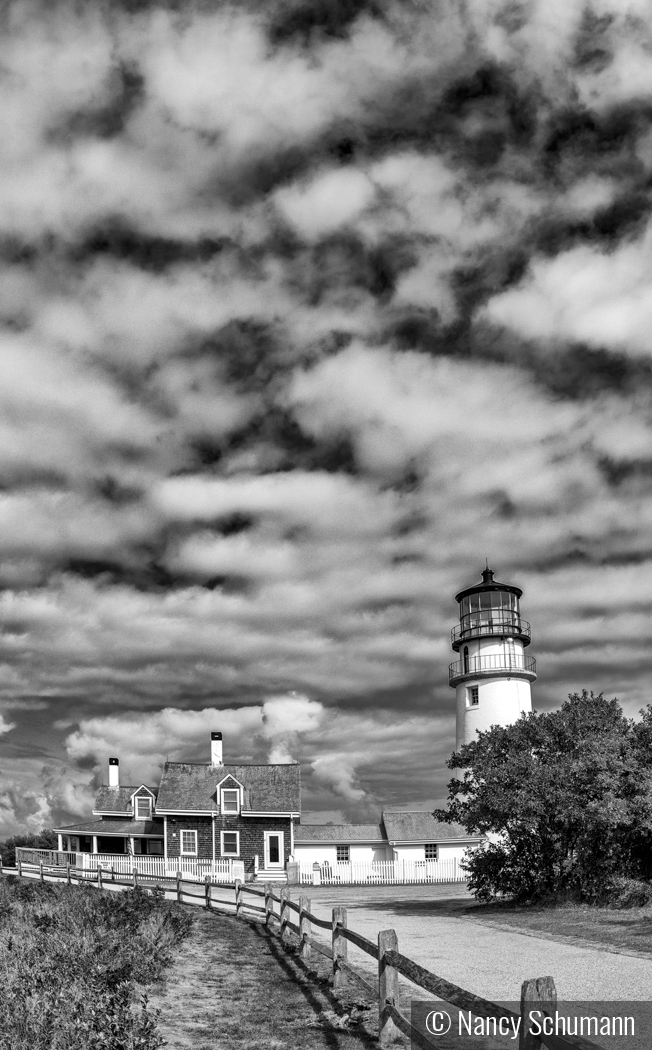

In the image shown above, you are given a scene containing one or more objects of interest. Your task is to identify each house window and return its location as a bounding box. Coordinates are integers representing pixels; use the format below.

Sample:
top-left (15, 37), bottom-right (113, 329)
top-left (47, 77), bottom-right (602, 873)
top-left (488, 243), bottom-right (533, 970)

top-left (136, 796), bottom-right (152, 819)
top-left (148, 840), bottom-right (163, 856)
top-left (221, 831), bottom-right (240, 856)
top-left (336, 845), bottom-right (350, 863)
top-left (468, 686), bottom-right (479, 706)
top-left (180, 830), bottom-right (197, 856)
top-left (221, 788), bottom-right (240, 814)
top-left (425, 844), bottom-right (438, 860)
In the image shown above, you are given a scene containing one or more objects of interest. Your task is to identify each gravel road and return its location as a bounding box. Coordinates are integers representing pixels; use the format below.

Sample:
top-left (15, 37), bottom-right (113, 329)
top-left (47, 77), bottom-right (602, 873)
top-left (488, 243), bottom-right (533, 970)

top-left (300, 884), bottom-right (652, 1003)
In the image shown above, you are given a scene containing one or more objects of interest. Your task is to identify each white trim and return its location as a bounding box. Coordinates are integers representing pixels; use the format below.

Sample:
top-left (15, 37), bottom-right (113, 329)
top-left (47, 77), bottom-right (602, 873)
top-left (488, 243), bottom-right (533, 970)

top-left (387, 837), bottom-right (482, 845)
top-left (212, 815), bottom-right (216, 864)
top-left (263, 830), bottom-right (284, 869)
top-left (180, 829), bottom-right (198, 856)
top-left (241, 811), bottom-right (299, 818)
top-left (135, 796), bottom-right (153, 819)
top-left (220, 787), bottom-right (241, 815)
top-left (130, 784), bottom-right (155, 800)
top-left (154, 809), bottom-right (215, 816)
top-left (220, 829), bottom-right (240, 857)
top-left (290, 818), bottom-right (294, 856)
top-left (92, 810), bottom-right (132, 817)
top-left (164, 817), bottom-right (168, 862)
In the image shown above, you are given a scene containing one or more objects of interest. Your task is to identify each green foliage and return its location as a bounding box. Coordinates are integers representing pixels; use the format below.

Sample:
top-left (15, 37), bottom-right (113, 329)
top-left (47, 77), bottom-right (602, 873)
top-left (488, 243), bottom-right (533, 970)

top-left (435, 691), bottom-right (652, 904)
top-left (0, 878), bottom-right (193, 1050)
top-left (0, 829), bottom-right (58, 867)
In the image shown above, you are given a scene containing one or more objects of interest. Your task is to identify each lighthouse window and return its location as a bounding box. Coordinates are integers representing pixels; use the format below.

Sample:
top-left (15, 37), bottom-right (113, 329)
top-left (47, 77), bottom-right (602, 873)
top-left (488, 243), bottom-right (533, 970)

top-left (468, 686), bottom-right (479, 706)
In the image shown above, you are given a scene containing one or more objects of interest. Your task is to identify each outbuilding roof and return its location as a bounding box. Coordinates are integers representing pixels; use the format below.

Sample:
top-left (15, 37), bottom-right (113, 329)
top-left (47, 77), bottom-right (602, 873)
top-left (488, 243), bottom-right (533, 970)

top-left (54, 818), bottom-right (163, 836)
top-left (156, 762), bottom-right (301, 813)
top-left (94, 785), bottom-right (157, 814)
top-left (382, 811), bottom-right (477, 842)
top-left (295, 823), bottom-right (385, 843)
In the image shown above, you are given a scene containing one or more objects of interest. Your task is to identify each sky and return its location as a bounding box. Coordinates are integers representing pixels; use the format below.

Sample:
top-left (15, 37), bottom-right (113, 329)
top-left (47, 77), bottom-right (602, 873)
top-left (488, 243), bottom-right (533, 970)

top-left (1, 0), bottom-right (652, 839)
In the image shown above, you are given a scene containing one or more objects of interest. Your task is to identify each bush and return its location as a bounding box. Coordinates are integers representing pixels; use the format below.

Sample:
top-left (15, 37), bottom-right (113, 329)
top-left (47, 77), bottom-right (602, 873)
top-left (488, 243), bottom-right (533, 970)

top-left (0, 879), bottom-right (193, 1050)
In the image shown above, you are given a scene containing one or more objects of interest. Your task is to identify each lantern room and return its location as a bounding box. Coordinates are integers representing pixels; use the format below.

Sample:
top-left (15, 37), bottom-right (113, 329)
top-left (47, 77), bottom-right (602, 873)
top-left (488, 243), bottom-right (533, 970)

top-left (451, 567), bottom-right (531, 652)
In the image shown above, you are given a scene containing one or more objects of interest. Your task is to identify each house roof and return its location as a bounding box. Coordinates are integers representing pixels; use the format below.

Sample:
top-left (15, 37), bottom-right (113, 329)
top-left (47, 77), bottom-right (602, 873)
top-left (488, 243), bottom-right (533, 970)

top-left (382, 811), bottom-right (478, 842)
top-left (295, 823), bottom-right (385, 843)
top-left (54, 818), bottom-right (164, 837)
top-left (156, 762), bottom-right (301, 813)
top-left (94, 785), bottom-right (158, 814)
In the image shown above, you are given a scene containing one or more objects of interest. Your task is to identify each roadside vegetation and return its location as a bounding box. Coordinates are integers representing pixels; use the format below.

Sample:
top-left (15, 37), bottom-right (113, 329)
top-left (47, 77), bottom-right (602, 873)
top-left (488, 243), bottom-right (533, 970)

top-left (0, 828), bottom-right (57, 867)
top-left (0, 876), bottom-right (193, 1050)
top-left (436, 690), bottom-right (652, 907)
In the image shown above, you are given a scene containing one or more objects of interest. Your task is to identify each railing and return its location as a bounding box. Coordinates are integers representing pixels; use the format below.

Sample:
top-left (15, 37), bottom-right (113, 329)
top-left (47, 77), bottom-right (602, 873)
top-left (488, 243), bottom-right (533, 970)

top-left (2, 859), bottom-right (609, 1050)
top-left (298, 858), bottom-right (464, 885)
top-left (451, 615), bottom-right (530, 648)
top-left (15, 848), bottom-right (244, 883)
top-left (449, 653), bottom-right (537, 683)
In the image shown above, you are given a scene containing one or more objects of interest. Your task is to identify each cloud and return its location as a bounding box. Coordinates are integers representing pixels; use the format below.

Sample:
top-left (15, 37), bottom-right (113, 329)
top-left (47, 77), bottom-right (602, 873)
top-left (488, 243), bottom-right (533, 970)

top-left (481, 228), bottom-right (652, 356)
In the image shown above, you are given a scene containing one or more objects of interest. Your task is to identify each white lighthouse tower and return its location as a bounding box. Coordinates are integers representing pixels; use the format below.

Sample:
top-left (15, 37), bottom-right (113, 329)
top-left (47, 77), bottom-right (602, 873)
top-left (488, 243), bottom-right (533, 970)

top-left (449, 567), bottom-right (536, 751)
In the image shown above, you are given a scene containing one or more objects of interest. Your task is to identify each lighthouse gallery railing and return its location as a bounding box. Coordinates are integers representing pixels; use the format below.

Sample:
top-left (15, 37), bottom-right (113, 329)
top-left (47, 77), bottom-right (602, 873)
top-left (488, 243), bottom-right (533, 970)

top-left (449, 653), bottom-right (536, 683)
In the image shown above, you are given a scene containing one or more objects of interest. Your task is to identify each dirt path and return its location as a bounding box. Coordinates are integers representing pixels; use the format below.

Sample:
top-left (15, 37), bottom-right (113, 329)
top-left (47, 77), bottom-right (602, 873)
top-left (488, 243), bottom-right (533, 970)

top-left (147, 908), bottom-right (379, 1050)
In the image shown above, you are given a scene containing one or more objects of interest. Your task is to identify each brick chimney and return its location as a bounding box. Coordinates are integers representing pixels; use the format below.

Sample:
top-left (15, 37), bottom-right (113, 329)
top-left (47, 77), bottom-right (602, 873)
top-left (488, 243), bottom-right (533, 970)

top-left (108, 757), bottom-right (119, 789)
top-left (210, 732), bottom-right (223, 766)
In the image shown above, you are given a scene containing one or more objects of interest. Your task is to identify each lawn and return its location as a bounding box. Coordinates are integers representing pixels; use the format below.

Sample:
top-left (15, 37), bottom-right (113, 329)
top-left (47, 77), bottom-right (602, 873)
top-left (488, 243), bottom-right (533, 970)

top-left (0, 874), bottom-right (193, 1050)
top-left (470, 902), bottom-right (652, 955)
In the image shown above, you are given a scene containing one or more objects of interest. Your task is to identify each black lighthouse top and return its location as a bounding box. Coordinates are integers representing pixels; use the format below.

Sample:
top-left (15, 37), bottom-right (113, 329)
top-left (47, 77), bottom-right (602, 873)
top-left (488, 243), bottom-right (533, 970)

top-left (451, 567), bottom-right (530, 651)
top-left (455, 566), bottom-right (522, 604)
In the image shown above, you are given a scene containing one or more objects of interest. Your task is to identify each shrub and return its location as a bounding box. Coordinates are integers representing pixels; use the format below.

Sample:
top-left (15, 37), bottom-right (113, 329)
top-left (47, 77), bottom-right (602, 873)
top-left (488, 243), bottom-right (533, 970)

top-left (0, 879), bottom-right (193, 1050)
top-left (0, 829), bottom-right (58, 867)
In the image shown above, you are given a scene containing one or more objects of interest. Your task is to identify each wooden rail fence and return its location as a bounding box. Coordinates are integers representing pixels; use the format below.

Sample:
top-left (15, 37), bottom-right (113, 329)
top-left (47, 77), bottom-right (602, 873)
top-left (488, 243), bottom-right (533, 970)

top-left (1, 859), bottom-right (608, 1050)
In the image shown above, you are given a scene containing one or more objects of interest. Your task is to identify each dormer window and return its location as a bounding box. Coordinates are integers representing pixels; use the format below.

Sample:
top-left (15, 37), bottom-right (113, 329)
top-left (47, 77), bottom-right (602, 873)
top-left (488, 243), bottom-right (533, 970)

top-left (135, 797), bottom-right (152, 819)
top-left (221, 788), bottom-right (240, 814)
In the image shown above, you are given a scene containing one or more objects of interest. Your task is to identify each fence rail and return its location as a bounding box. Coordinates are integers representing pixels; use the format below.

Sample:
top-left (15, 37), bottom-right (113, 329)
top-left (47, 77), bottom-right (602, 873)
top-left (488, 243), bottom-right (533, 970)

top-left (2, 858), bottom-right (607, 1050)
top-left (299, 857), bottom-right (465, 885)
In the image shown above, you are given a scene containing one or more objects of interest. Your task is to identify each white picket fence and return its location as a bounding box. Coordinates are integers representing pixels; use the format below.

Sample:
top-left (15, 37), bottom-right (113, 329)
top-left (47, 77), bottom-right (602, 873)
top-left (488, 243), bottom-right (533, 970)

top-left (298, 858), bottom-right (465, 885)
top-left (16, 848), bottom-right (244, 883)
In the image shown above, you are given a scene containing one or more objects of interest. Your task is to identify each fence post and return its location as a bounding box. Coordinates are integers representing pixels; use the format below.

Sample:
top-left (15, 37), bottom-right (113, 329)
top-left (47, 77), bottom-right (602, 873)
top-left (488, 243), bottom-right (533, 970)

top-left (235, 879), bottom-right (242, 919)
top-left (279, 887), bottom-right (289, 939)
top-left (111, 866), bottom-right (114, 883)
top-left (17, 855), bottom-right (22, 877)
top-left (378, 929), bottom-right (400, 1047)
top-left (205, 875), bottom-right (211, 910)
top-left (98, 866), bottom-right (103, 891)
top-left (133, 868), bottom-right (138, 890)
top-left (519, 976), bottom-right (557, 1050)
top-left (264, 882), bottom-right (273, 926)
top-left (176, 871), bottom-right (182, 903)
top-left (299, 895), bottom-right (311, 963)
top-left (66, 863), bottom-right (71, 886)
top-left (332, 906), bottom-right (347, 991)
top-left (39, 861), bottom-right (44, 883)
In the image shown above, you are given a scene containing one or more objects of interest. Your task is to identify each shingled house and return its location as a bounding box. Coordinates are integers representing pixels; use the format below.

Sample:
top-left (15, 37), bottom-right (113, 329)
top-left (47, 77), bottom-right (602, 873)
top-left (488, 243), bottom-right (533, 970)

top-left (55, 733), bottom-right (300, 881)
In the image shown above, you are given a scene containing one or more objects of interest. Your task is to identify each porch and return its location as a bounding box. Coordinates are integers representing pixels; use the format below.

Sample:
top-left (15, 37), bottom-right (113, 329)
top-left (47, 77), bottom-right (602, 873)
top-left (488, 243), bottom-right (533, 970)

top-left (16, 847), bottom-right (245, 883)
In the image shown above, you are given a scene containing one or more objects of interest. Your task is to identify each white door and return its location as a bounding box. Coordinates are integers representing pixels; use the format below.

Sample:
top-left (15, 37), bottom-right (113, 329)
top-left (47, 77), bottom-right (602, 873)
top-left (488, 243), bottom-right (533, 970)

top-left (264, 831), bottom-right (284, 869)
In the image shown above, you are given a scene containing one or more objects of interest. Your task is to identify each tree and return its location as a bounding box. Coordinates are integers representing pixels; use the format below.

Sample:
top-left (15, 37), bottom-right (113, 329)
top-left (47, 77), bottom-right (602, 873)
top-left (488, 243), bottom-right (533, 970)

top-left (0, 829), bottom-right (58, 867)
top-left (434, 691), bottom-right (652, 903)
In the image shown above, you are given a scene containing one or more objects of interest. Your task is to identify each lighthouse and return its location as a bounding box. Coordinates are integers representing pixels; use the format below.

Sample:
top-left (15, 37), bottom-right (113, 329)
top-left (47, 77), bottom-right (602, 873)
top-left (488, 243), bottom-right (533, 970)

top-left (449, 567), bottom-right (536, 751)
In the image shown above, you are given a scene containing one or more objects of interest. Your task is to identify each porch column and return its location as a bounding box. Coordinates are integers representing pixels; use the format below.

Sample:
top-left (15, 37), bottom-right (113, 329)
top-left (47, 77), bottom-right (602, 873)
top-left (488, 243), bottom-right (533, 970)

top-left (92, 836), bottom-right (98, 854)
top-left (129, 836), bottom-right (135, 860)
top-left (57, 834), bottom-right (63, 851)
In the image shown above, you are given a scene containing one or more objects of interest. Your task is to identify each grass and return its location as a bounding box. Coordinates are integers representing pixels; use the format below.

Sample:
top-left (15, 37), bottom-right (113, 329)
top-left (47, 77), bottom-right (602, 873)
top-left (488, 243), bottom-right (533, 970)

top-left (147, 906), bottom-right (381, 1049)
top-left (470, 901), bottom-right (652, 955)
top-left (0, 875), bottom-right (193, 1050)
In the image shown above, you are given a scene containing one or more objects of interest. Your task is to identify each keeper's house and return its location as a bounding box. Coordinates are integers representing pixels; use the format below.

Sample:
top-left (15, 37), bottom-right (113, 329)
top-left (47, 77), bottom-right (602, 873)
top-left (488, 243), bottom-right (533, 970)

top-left (53, 731), bottom-right (479, 884)
top-left (55, 732), bottom-right (301, 882)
